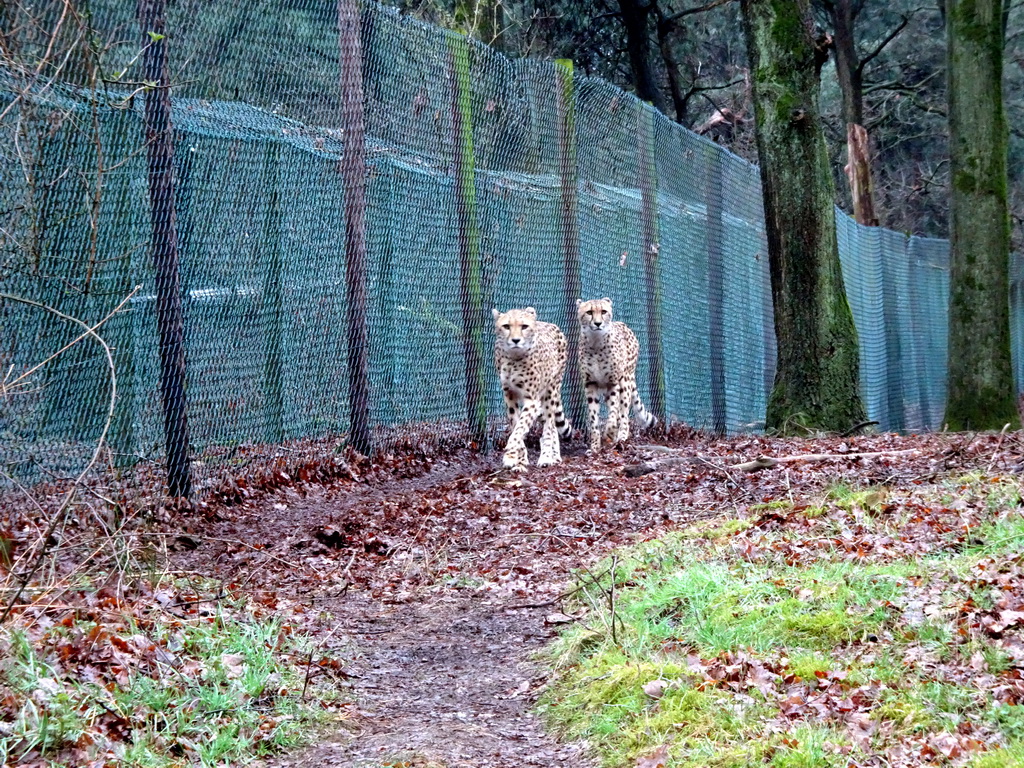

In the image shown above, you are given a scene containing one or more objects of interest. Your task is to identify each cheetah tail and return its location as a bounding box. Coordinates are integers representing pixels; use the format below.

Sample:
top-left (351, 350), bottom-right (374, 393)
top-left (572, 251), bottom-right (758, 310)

top-left (553, 400), bottom-right (574, 440)
top-left (632, 390), bottom-right (657, 429)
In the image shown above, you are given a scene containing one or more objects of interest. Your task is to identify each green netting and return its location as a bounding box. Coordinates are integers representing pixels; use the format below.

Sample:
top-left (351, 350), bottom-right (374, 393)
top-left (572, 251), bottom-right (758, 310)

top-left (1, 0), bottom-right (1022, 496)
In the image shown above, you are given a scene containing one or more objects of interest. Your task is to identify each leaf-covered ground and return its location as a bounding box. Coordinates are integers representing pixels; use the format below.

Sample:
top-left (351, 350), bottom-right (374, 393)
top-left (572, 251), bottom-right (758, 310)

top-left (542, 471), bottom-right (1024, 767)
top-left (4, 428), bottom-right (1023, 766)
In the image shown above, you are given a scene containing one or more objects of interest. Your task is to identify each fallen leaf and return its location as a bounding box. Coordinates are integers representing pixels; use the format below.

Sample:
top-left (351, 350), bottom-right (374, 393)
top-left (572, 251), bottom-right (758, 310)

top-left (544, 612), bottom-right (575, 625)
top-left (635, 743), bottom-right (669, 768)
top-left (643, 679), bottom-right (669, 698)
top-left (220, 653), bottom-right (245, 679)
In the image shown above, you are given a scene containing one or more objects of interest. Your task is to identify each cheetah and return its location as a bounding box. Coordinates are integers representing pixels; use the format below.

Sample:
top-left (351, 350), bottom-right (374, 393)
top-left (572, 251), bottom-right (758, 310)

top-left (577, 297), bottom-right (656, 453)
top-left (492, 307), bottom-right (573, 471)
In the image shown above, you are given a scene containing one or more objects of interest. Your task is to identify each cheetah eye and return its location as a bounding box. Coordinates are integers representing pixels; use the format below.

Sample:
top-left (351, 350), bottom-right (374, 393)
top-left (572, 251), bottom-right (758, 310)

top-left (502, 324), bottom-right (510, 330)
top-left (522, 325), bottom-right (531, 331)
top-left (586, 310), bottom-right (593, 315)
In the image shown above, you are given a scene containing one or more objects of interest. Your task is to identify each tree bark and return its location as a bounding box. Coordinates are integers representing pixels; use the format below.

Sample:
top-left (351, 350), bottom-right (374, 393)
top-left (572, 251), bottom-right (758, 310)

top-left (944, 0), bottom-right (1020, 430)
top-left (655, 13), bottom-right (689, 124)
top-left (845, 123), bottom-right (878, 226)
top-left (337, 0), bottom-right (373, 455)
top-left (741, 0), bottom-right (866, 433)
top-left (825, 0), bottom-right (879, 226)
top-left (829, 0), bottom-right (863, 126)
top-left (617, 0), bottom-right (668, 114)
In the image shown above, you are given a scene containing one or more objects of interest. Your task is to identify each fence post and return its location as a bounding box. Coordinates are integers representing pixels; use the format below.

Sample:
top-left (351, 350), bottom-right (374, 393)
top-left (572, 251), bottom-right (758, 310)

top-left (262, 140), bottom-right (284, 444)
top-left (704, 143), bottom-right (727, 434)
top-left (880, 241), bottom-right (905, 432)
top-left (337, 0), bottom-right (373, 455)
top-left (637, 103), bottom-right (666, 425)
top-left (110, 113), bottom-right (139, 468)
top-left (555, 59), bottom-right (586, 431)
top-left (449, 33), bottom-right (489, 449)
top-left (139, 0), bottom-right (191, 498)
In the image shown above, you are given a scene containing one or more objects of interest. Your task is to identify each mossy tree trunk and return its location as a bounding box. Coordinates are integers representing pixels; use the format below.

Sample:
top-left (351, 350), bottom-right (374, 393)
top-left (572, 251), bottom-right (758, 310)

top-left (944, 0), bottom-right (1020, 430)
top-left (741, 0), bottom-right (866, 433)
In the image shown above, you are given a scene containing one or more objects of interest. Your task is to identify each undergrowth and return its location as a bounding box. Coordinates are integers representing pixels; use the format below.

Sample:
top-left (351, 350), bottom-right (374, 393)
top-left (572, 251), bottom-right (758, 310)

top-left (0, 576), bottom-right (344, 767)
top-left (539, 473), bottom-right (1024, 767)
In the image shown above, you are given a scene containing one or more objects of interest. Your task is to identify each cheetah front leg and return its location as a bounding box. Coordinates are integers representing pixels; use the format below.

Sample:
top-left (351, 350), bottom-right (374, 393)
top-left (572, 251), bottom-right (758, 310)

top-left (586, 381), bottom-right (603, 453)
top-left (502, 387), bottom-right (520, 431)
top-left (615, 377), bottom-right (635, 443)
top-left (603, 381), bottom-right (622, 444)
top-left (503, 396), bottom-right (541, 472)
top-left (537, 390), bottom-right (562, 467)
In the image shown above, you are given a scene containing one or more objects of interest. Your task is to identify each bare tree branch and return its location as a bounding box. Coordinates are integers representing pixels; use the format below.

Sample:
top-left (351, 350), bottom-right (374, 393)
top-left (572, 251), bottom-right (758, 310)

top-left (856, 13), bottom-right (912, 75)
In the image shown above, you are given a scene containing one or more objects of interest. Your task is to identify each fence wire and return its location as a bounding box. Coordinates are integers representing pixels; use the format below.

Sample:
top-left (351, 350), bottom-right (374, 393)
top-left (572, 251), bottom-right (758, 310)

top-left (1, 0), bottom-right (1022, 497)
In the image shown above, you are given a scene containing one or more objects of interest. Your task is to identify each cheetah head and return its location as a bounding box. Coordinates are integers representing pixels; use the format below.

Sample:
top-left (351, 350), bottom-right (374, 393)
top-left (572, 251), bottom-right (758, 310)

top-left (577, 297), bottom-right (613, 335)
top-left (492, 307), bottom-right (539, 356)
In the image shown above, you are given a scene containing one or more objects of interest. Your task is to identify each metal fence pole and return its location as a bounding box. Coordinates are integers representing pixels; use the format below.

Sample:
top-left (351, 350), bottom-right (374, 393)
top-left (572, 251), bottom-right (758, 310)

top-left (555, 59), bottom-right (586, 431)
top-left (262, 140), bottom-right (284, 445)
top-left (337, 0), bottom-right (373, 455)
top-left (449, 33), bottom-right (489, 449)
top-left (638, 103), bottom-right (666, 425)
top-left (140, 0), bottom-right (191, 498)
top-left (704, 144), bottom-right (727, 434)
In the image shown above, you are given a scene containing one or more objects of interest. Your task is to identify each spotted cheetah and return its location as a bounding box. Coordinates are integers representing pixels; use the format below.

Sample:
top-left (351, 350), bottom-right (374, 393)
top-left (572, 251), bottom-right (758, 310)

top-left (578, 297), bottom-right (656, 453)
top-left (492, 307), bottom-right (573, 471)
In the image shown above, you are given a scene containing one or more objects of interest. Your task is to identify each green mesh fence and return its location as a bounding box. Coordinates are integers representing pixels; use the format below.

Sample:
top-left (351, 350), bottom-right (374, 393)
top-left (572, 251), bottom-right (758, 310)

top-left (1, 0), bottom-right (1022, 497)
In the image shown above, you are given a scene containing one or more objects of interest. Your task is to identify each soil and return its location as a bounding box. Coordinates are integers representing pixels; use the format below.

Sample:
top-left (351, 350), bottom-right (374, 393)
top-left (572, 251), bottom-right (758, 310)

top-left (161, 429), bottom-right (1014, 767)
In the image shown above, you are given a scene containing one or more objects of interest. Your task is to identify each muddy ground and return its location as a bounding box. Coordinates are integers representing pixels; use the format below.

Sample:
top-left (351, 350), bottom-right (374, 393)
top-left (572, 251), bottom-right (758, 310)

top-left (162, 429), bottom-right (1020, 767)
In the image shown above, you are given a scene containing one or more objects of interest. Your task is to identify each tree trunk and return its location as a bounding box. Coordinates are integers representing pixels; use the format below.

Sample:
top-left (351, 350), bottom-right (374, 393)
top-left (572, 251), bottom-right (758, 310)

top-left (830, 0), bottom-right (863, 126)
top-left (656, 14), bottom-right (689, 124)
top-left (617, 0), bottom-right (667, 114)
top-left (845, 123), bottom-right (879, 226)
top-left (944, 0), bottom-right (1019, 430)
top-left (337, 0), bottom-right (373, 455)
top-left (828, 0), bottom-right (879, 226)
top-left (741, 0), bottom-right (866, 433)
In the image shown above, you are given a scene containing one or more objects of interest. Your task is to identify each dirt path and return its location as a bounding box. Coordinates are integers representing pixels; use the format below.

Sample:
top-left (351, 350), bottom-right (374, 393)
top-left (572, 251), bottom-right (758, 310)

top-left (171, 431), bottom-right (992, 767)
top-left (259, 595), bottom-right (591, 767)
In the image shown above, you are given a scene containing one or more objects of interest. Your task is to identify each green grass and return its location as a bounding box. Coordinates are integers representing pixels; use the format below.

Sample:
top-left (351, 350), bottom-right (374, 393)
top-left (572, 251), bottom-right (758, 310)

top-left (539, 475), bottom-right (1024, 766)
top-left (0, 590), bottom-right (341, 767)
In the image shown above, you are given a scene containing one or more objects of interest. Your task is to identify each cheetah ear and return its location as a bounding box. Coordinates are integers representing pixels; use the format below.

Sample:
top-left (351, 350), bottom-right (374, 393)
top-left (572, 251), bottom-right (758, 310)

top-left (491, 308), bottom-right (501, 320)
top-left (576, 299), bottom-right (583, 309)
top-left (525, 306), bottom-right (537, 318)
top-left (602, 297), bottom-right (611, 305)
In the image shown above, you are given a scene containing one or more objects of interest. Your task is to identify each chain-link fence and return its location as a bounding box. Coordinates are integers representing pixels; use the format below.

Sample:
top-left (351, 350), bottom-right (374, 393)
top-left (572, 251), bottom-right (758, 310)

top-left (1, 0), bottom-right (1022, 498)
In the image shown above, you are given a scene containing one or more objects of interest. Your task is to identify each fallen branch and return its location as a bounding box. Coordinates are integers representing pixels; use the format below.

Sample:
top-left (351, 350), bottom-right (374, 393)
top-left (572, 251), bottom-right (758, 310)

top-left (623, 455), bottom-right (689, 477)
top-left (624, 447), bottom-right (921, 477)
top-left (731, 448), bottom-right (920, 473)
top-left (841, 420), bottom-right (879, 437)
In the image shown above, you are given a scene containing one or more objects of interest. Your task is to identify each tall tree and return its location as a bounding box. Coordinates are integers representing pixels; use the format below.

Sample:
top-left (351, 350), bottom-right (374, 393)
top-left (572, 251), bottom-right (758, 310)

top-left (813, 0), bottom-right (910, 225)
top-left (741, 0), bottom-right (866, 432)
top-left (617, 0), bottom-right (669, 113)
top-left (944, 0), bottom-right (1020, 429)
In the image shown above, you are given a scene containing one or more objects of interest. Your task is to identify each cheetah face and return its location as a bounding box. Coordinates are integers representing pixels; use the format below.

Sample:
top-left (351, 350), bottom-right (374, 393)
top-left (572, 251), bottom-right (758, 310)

top-left (492, 307), bottom-right (539, 357)
top-left (577, 297), bottom-right (613, 336)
